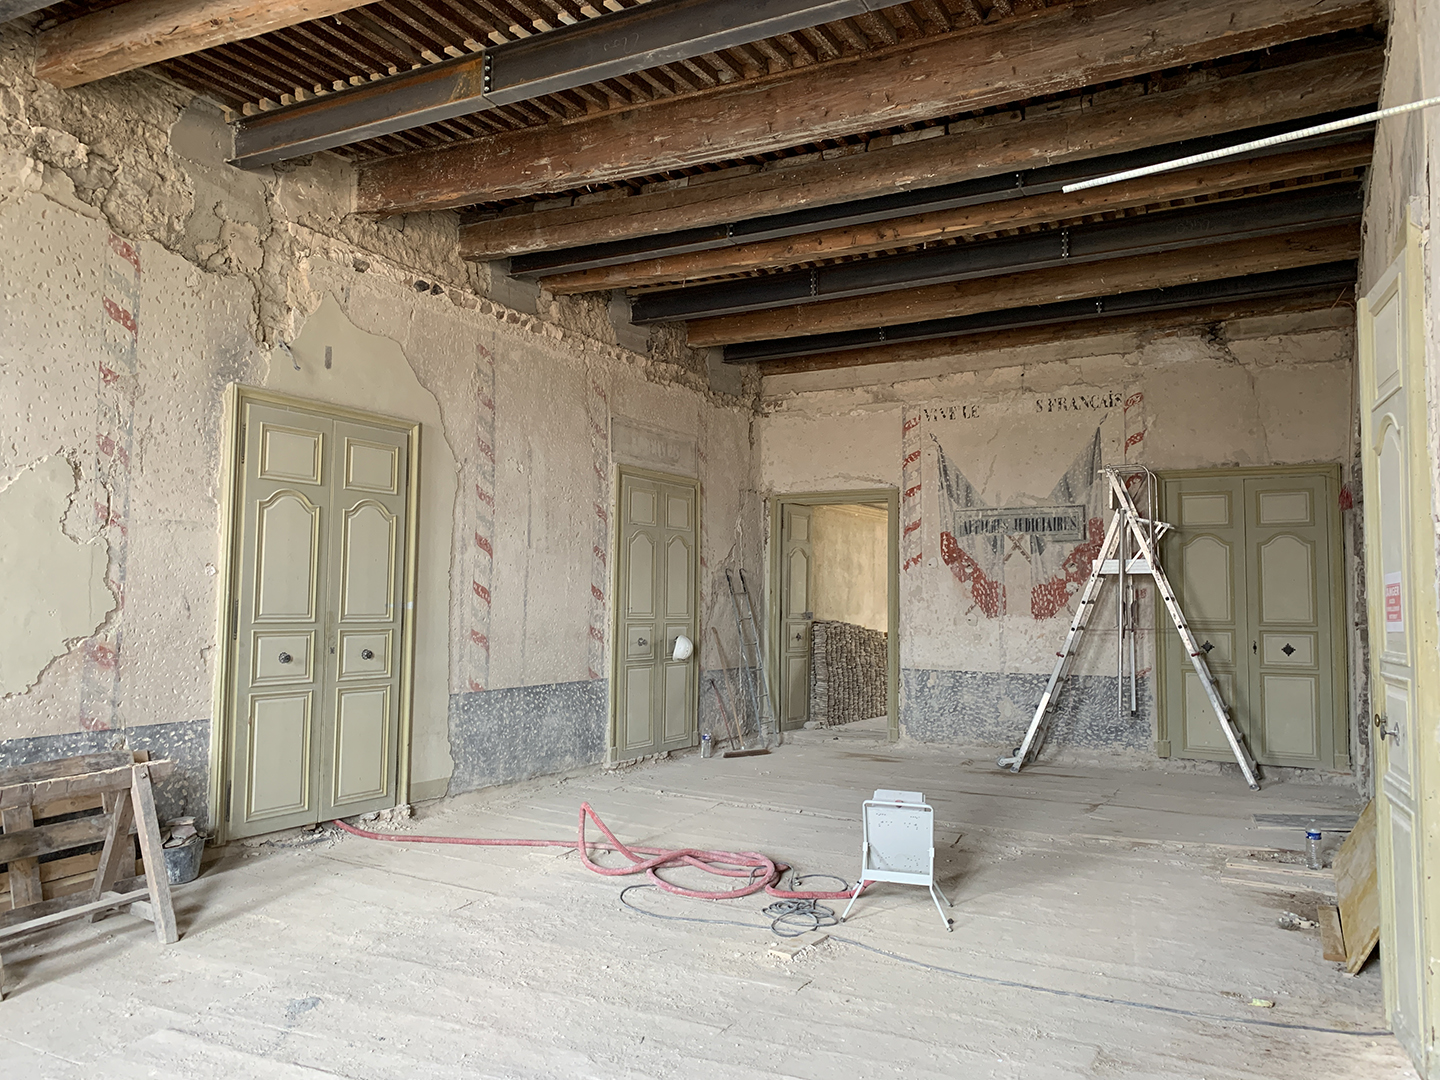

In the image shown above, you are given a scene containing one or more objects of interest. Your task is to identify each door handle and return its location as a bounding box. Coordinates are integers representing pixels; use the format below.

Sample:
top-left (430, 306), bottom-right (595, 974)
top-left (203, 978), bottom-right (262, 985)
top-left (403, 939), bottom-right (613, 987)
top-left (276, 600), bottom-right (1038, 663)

top-left (361, 649), bottom-right (374, 660)
top-left (637, 637), bottom-right (648, 647)
top-left (278, 652), bottom-right (292, 664)
top-left (1374, 712), bottom-right (1400, 742)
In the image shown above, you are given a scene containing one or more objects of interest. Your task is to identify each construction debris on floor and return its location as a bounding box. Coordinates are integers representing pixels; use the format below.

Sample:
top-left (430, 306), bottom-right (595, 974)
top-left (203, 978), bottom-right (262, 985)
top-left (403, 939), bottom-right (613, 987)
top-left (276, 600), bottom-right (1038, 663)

top-left (0, 722), bottom-right (1413, 1078)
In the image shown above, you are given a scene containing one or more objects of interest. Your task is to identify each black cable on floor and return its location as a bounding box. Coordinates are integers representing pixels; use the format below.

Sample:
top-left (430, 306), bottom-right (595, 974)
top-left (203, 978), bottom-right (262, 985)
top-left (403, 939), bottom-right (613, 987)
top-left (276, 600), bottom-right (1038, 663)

top-left (616, 885), bottom-right (1392, 1038)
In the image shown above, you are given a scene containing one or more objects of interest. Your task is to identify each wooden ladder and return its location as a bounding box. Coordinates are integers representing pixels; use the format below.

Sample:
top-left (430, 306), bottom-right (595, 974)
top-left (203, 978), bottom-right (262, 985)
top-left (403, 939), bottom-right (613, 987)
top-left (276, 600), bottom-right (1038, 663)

top-left (0, 750), bottom-right (180, 999)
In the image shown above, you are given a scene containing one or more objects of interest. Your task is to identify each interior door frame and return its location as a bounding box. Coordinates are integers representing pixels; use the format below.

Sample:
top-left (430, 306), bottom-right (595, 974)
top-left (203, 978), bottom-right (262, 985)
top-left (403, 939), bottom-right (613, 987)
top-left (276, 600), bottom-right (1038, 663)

top-left (606, 465), bottom-right (702, 763)
top-left (1153, 463), bottom-right (1350, 771)
top-left (767, 489), bottom-right (901, 743)
top-left (209, 384), bottom-right (422, 844)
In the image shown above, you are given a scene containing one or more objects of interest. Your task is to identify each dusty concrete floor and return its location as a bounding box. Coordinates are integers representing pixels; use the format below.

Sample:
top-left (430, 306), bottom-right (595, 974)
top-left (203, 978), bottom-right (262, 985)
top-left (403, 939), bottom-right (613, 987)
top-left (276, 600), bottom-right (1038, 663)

top-left (0, 721), bottom-right (1414, 1079)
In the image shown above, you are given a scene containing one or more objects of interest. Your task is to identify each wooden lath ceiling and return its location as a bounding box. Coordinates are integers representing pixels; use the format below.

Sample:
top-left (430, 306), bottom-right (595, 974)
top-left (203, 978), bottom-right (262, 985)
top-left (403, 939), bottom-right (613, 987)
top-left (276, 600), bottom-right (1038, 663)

top-left (457, 33), bottom-right (1369, 218)
top-left (36, 0), bottom-right (1035, 160)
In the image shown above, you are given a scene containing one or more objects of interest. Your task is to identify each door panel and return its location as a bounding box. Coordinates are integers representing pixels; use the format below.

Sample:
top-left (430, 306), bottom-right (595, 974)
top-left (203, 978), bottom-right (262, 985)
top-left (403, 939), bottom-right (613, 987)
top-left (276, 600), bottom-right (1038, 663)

top-left (232, 405), bottom-right (330, 836)
top-left (229, 401), bottom-right (409, 838)
top-left (247, 693), bottom-right (312, 819)
top-left (1245, 475), bottom-right (1332, 768)
top-left (255, 492), bottom-right (321, 619)
top-left (339, 502), bottom-right (396, 620)
top-left (781, 505), bottom-right (814, 730)
top-left (1165, 481), bottom-right (1247, 760)
top-left (320, 420), bottom-right (407, 821)
top-left (333, 687), bottom-right (390, 802)
top-left (613, 472), bottom-right (698, 760)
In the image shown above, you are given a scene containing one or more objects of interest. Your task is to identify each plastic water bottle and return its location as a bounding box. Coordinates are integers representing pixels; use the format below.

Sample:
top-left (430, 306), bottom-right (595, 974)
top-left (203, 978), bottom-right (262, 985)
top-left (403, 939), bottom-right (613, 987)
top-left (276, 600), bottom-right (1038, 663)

top-left (700, 733), bottom-right (713, 758)
top-left (1306, 828), bottom-right (1323, 870)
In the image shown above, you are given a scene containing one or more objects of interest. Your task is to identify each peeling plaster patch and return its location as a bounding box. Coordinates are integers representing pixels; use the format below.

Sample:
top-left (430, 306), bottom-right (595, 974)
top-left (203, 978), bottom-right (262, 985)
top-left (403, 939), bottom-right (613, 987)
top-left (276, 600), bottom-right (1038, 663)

top-left (0, 457), bottom-right (115, 697)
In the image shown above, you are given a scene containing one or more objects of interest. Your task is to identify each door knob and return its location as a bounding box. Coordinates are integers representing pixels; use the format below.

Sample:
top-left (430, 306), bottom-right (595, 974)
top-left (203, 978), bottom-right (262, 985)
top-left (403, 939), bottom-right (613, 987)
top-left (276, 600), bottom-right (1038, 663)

top-left (637, 637), bottom-right (648, 646)
top-left (361, 649), bottom-right (374, 660)
top-left (278, 652), bottom-right (292, 664)
top-left (1374, 712), bottom-right (1400, 742)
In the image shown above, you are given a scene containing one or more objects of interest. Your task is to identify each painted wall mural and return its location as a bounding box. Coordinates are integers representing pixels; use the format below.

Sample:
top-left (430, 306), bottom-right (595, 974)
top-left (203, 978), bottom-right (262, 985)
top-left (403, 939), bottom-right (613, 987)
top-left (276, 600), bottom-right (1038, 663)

top-left (926, 389), bottom-right (1140, 620)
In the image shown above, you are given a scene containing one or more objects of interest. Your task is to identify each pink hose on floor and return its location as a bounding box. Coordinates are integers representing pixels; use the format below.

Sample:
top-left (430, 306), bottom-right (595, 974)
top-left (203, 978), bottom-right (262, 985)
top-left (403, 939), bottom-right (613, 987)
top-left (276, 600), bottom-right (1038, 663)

top-left (333, 801), bottom-right (862, 902)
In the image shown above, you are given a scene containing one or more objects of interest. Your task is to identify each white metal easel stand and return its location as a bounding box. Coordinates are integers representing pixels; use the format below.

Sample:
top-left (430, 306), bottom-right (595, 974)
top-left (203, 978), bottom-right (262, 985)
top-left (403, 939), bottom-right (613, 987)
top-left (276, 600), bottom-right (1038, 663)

top-left (840, 790), bottom-right (954, 931)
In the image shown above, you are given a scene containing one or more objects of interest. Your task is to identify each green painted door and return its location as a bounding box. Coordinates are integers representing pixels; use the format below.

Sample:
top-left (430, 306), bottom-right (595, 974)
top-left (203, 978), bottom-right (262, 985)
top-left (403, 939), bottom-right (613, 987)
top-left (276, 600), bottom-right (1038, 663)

top-left (1359, 252), bottom-right (1427, 1060)
top-left (780, 504), bottom-right (813, 730)
top-left (614, 471), bottom-right (698, 759)
top-left (1162, 472), bottom-right (1343, 769)
top-left (229, 401), bottom-right (408, 838)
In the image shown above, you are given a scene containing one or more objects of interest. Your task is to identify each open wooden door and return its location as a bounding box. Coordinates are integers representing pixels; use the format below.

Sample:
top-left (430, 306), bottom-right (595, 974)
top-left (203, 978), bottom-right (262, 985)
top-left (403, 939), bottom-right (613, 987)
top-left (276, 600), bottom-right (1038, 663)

top-left (1357, 226), bottom-right (1433, 1065)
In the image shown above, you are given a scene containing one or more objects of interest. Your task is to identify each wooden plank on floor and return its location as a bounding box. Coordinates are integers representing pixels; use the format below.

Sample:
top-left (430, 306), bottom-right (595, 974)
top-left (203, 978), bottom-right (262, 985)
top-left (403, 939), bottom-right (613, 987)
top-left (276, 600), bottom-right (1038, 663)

top-left (1335, 799), bottom-right (1378, 974)
top-left (1317, 904), bottom-right (1346, 962)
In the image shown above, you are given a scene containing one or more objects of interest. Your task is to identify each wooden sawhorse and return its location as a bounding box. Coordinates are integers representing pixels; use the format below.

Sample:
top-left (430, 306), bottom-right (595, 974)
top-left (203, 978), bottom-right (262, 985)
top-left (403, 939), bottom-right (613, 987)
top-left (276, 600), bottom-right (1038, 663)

top-left (0, 750), bottom-right (179, 999)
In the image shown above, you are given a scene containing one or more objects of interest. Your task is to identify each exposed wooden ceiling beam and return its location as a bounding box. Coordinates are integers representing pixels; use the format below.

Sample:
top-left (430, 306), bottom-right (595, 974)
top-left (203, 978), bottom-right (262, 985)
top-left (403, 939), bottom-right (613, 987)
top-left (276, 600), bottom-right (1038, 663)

top-left (540, 139), bottom-right (1372, 293)
top-left (685, 225), bottom-right (1359, 346)
top-left (756, 289), bottom-right (1353, 376)
top-left (633, 185), bottom-right (1361, 323)
top-left (458, 45), bottom-right (1383, 259)
top-left (360, 0), bottom-right (1380, 214)
top-left (229, 0), bottom-right (902, 168)
top-left (34, 0), bottom-right (381, 88)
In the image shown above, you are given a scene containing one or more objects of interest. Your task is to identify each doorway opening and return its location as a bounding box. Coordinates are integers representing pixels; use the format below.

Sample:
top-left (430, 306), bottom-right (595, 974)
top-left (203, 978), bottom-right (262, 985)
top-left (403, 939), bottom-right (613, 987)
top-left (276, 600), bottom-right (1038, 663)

top-left (768, 490), bottom-right (900, 743)
top-left (210, 386), bottom-right (421, 843)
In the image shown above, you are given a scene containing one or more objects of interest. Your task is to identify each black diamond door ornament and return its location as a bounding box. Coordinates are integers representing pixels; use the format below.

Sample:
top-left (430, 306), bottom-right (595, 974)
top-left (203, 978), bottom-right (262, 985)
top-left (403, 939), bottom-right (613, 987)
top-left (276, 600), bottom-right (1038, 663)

top-left (1201, 640), bottom-right (1214, 653)
top-left (1282, 642), bottom-right (1296, 657)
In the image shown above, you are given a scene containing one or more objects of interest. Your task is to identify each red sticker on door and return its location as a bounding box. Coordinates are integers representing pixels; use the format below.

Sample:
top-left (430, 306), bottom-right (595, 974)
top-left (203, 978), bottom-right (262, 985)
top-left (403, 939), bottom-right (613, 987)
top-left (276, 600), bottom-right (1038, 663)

top-left (1384, 571), bottom-right (1404, 632)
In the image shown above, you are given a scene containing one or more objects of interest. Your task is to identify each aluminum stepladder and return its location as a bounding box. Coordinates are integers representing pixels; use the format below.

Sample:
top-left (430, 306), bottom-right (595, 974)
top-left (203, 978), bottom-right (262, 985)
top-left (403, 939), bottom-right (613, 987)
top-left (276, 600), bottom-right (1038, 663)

top-left (726, 569), bottom-right (777, 747)
top-left (997, 466), bottom-right (1261, 790)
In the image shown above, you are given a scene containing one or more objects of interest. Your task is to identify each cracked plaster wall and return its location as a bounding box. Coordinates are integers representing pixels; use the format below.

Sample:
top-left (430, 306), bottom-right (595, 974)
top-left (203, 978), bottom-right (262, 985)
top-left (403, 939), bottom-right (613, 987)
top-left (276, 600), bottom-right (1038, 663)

top-left (757, 312), bottom-right (1363, 769)
top-left (0, 21), bottom-right (761, 819)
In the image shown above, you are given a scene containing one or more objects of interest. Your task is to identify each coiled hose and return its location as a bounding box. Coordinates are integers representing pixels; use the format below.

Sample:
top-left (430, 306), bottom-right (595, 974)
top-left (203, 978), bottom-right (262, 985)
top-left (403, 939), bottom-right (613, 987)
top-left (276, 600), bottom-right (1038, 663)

top-left (333, 800), bottom-right (863, 902)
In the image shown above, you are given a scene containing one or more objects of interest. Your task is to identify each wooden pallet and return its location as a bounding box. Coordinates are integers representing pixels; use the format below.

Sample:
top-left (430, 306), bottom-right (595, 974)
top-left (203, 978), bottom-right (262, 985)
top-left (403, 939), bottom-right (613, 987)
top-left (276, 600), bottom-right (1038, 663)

top-left (0, 750), bottom-right (179, 1000)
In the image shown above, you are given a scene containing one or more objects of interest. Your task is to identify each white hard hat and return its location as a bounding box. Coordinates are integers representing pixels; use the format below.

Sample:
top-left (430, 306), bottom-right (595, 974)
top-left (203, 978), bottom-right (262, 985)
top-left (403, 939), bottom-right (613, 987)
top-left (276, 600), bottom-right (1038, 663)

top-left (672, 634), bottom-right (694, 661)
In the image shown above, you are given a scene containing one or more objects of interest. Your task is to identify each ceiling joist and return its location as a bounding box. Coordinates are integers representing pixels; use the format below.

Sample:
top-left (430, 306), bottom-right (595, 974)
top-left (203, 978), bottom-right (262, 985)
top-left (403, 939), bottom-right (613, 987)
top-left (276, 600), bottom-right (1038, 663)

top-left (35, 0), bottom-right (377, 88)
top-left (358, 0), bottom-right (1380, 213)
top-left (728, 261), bottom-right (1357, 364)
top-left (536, 135), bottom-right (1372, 292)
top-left (632, 185), bottom-right (1361, 323)
top-left (755, 287), bottom-right (1353, 375)
top-left (458, 45), bottom-right (1384, 261)
top-left (685, 224), bottom-right (1360, 346)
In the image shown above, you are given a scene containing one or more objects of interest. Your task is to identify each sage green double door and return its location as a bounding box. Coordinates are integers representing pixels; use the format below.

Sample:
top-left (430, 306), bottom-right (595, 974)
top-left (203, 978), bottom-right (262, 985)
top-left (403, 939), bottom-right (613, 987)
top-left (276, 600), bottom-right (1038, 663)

top-left (228, 400), bottom-right (409, 838)
top-left (1162, 471), bottom-right (1344, 770)
top-left (614, 471), bottom-right (698, 758)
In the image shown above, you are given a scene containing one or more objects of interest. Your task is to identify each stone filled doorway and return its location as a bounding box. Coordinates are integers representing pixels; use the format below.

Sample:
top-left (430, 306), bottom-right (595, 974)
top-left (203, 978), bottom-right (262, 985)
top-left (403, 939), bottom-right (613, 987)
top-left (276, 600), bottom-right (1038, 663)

top-left (767, 490), bottom-right (900, 742)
